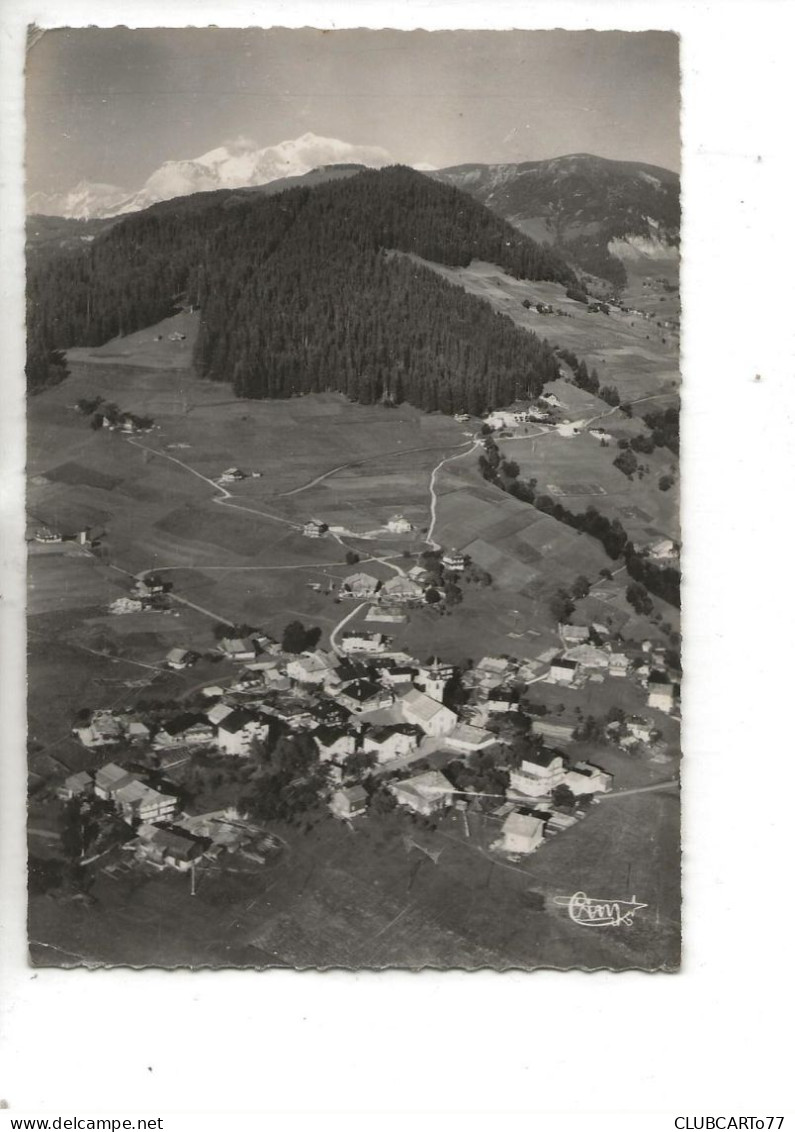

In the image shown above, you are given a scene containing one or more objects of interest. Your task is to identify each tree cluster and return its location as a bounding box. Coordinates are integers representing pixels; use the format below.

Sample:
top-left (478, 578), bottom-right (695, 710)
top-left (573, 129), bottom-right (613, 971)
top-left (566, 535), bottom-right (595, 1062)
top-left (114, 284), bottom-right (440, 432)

top-left (643, 407), bottom-right (680, 455)
top-left (555, 346), bottom-right (621, 407)
top-left (239, 733), bottom-right (328, 822)
top-left (281, 620), bottom-right (322, 654)
top-left (478, 436), bottom-right (680, 608)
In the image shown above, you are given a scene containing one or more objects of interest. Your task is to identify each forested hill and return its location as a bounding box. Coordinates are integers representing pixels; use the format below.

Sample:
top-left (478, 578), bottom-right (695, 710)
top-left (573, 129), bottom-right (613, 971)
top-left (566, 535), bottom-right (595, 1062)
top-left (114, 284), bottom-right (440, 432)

top-left (27, 165), bottom-right (577, 410)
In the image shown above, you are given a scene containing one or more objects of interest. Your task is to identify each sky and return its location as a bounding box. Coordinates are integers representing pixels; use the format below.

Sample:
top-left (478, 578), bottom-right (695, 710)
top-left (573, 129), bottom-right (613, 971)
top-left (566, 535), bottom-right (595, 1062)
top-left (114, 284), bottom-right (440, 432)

top-left (26, 28), bottom-right (680, 197)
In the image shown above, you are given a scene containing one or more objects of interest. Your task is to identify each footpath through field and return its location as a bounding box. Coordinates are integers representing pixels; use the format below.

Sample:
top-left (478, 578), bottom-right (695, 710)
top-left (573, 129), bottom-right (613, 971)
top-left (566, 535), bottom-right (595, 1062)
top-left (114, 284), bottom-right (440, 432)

top-left (277, 438), bottom-right (478, 499)
top-left (597, 779), bottom-right (679, 799)
top-left (425, 439), bottom-right (482, 549)
top-left (125, 437), bottom-right (301, 530)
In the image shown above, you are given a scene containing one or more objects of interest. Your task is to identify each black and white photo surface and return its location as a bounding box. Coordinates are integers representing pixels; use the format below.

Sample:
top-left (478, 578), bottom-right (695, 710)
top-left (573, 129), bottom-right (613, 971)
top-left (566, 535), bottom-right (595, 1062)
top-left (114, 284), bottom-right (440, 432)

top-left (25, 27), bottom-right (681, 970)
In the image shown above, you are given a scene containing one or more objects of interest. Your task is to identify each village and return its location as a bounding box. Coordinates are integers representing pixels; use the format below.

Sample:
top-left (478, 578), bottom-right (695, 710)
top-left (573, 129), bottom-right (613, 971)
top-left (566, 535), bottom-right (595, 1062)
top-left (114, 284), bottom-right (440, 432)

top-left (46, 528), bottom-right (679, 888)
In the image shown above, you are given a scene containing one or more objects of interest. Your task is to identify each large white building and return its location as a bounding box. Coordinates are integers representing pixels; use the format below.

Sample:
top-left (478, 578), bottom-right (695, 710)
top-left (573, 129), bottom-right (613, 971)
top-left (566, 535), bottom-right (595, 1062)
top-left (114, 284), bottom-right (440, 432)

top-left (509, 752), bottom-right (568, 799)
top-left (339, 631), bottom-right (389, 654)
top-left (494, 811), bottom-right (546, 855)
top-left (340, 572), bottom-right (381, 599)
top-left (114, 780), bottom-right (179, 826)
top-left (399, 688), bottom-right (457, 737)
top-left (286, 650), bottom-right (339, 685)
top-left (564, 762), bottom-right (612, 796)
top-left (380, 575), bottom-right (424, 603)
top-left (93, 763), bottom-right (178, 825)
top-left (390, 770), bottom-right (456, 816)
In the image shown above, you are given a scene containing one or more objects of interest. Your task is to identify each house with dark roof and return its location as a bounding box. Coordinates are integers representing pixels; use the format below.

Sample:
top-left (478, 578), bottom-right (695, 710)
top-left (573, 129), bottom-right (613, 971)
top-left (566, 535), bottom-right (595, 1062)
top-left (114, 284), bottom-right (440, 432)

top-left (217, 709), bottom-right (270, 757)
top-left (154, 713), bottom-right (214, 748)
top-left (548, 656), bottom-right (579, 684)
top-left (311, 698), bottom-right (352, 727)
top-left (509, 750), bottom-right (568, 799)
top-left (313, 725), bottom-right (357, 763)
top-left (362, 724), bottom-right (419, 764)
top-left (134, 823), bottom-right (210, 870)
top-left (565, 761), bottom-right (612, 796)
top-left (337, 679), bottom-right (394, 714)
top-left (379, 664), bottom-right (417, 688)
top-left (486, 688), bottom-right (519, 714)
top-left (329, 785), bottom-right (368, 820)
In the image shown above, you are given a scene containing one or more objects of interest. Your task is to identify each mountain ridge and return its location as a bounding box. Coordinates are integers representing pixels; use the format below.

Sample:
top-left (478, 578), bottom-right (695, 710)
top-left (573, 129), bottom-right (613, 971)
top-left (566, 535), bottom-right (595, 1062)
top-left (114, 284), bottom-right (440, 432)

top-left (431, 153), bottom-right (680, 284)
top-left (28, 133), bottom-right (395, 219)
top-left (29, 140), bottom-right (679, 237)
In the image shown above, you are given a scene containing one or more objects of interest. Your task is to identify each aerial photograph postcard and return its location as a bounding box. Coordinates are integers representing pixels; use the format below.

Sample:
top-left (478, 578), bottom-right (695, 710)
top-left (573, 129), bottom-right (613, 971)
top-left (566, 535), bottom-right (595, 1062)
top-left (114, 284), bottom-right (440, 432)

top-left (25, 27), bottom-right (681, 969)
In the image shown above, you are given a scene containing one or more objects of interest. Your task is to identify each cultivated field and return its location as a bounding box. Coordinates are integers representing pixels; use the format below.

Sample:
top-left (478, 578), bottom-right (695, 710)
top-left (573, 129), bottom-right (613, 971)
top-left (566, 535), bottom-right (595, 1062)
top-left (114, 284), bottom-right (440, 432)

top-left (68, 309), bottom-right (198, 371)
top-left (27, 296), bottom-right (680, 727)
top-left (497, 430), bottom-right (679, 547)
top-left (414, 256), bottom-right (680, 403)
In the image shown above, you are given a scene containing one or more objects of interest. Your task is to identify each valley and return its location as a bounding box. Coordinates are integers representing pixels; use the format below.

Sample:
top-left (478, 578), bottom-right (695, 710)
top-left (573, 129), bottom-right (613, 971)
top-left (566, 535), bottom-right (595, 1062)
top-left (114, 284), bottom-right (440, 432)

top-left (26, 165), bottom-right (680, 972)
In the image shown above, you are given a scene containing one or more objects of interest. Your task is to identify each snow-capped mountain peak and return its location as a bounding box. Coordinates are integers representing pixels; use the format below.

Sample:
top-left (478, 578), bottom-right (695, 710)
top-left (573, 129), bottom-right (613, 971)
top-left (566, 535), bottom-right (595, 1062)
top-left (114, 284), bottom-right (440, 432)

top-left (29, 133), bottom-right (395, 219)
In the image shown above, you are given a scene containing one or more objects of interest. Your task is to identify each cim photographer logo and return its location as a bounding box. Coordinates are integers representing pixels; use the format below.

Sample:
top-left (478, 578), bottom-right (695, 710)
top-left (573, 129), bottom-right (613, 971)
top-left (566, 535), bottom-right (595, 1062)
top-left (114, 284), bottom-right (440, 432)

top-left (554, 891), bottom-right (648, 927)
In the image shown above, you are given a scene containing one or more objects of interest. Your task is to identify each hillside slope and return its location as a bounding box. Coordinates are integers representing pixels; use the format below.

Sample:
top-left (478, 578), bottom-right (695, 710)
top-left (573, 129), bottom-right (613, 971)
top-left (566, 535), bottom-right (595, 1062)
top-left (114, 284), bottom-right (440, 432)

top-left (27, 165), bottom-right (578, 411)
top-left (432, 154), bottom-right (680, 286)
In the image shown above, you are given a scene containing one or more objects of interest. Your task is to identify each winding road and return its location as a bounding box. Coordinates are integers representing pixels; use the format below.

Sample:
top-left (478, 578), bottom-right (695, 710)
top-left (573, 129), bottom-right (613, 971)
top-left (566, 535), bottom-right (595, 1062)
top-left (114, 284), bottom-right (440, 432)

top-left (328, 601), bottom-right (369, 656)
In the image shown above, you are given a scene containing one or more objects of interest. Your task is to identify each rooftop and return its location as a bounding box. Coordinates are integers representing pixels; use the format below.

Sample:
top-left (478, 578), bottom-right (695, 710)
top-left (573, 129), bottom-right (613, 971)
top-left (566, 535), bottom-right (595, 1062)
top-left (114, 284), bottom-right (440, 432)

top-left (503, 811), bottom-right (545, 836)
top-left (400, 687), bottom-right (450, 722)
top-left (340, 679), bottom-right (384, 702)
top-left (95, 762), bottom-right (132, 788)
top-left (522, 748), bottom-right (565, 769)
top-left (218, 708), bottom-right (258, 734)
top-left (393, 769), bottom-right (455, 801)
top-left (314, 724), bottom-right (352, 746)
top-left (338, 785), bottom-right (368, 804)
top-left (162, 712), bottom-right (208, 736)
